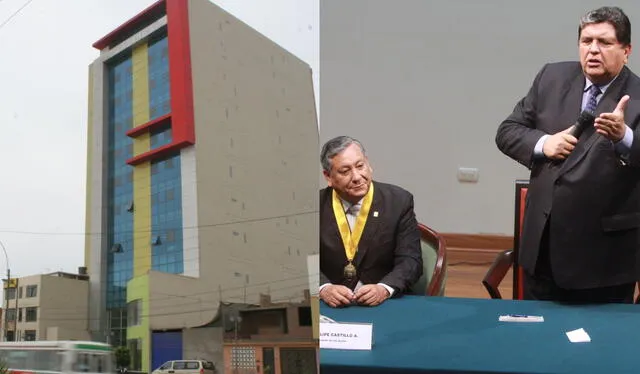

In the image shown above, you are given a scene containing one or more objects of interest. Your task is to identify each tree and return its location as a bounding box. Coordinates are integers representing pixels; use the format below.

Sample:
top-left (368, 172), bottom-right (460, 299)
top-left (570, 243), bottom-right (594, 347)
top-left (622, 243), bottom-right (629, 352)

top-left (114, 346), bottom-right (131, 368)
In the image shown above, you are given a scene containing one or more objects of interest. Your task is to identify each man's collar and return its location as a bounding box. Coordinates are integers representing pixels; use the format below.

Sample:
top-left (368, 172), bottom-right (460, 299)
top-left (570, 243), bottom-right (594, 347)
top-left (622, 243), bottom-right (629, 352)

top-left (340, 196), bottom-right (362, 212)
top-left (584, 74), bottom-right (618, 93)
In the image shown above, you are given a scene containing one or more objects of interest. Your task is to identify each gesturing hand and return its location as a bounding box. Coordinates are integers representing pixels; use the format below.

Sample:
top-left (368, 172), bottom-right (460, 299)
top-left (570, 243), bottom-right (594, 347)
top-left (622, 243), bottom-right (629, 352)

top-left (595, 95), bottom-right (629, 142)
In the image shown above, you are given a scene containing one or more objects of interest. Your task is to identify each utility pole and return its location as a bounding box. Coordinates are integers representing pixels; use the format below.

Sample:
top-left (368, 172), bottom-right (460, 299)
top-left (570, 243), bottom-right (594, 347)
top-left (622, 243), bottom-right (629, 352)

top-left (14, 278), bottom-right (18, 341)
top-left (3, 268), bottom-right (9, 342)
top-left (0, 241), bottom-right (10, 342)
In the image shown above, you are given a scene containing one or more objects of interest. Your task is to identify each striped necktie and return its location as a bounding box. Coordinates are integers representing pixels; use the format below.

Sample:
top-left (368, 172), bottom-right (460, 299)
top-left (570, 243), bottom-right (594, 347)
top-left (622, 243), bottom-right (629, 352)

top-left (584, 85), bottom-right (602, 113)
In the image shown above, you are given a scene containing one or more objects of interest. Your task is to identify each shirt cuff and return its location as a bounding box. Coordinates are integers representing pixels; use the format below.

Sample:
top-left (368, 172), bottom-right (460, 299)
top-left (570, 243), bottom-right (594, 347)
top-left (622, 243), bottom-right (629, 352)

top-left (614, 125), bottom-right (633, 156)
top-left (533, 134), bottom-right (550, 159)
top-left (319, 283), bottom-right (331, 293)
top-left (377, 283), bottom-right (395, 297)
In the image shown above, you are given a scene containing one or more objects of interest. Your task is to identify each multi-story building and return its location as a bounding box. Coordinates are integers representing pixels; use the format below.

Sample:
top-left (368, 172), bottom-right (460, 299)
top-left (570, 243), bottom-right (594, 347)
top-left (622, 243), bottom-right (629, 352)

top-left (2, 271), bottom-right (90, 342)
top-left (85, 0), bottom-right (318, 371)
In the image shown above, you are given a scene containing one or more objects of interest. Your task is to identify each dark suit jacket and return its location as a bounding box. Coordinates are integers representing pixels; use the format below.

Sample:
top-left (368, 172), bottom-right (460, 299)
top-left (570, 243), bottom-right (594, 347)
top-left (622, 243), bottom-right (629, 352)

top-left (319, 181), bottom-right (423, 294)
top-left (496, 62), bottom-right (640, 289)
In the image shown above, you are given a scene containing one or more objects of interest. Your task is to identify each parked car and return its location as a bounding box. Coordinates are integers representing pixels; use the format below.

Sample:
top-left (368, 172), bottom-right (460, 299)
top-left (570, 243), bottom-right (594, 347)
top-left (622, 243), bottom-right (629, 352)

top-left (151, 360), bottom-right (217, 374)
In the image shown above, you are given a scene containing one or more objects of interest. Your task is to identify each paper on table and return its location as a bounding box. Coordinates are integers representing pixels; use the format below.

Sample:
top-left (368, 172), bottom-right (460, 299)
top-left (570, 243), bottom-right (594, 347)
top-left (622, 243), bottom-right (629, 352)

top-left (566, 328), bottom-right (591, 343)
top-left (319, 315), bottom-right (337, 323)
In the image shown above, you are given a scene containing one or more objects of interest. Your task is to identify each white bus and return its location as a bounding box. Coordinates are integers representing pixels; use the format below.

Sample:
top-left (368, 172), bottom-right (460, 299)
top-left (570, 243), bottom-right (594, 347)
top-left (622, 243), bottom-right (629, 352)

top-left (0, 340), bottom-right (115, 373)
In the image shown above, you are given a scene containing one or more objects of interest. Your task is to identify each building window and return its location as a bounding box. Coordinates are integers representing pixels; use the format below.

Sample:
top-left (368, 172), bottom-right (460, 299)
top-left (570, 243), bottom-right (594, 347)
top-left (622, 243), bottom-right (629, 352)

top-left (23, 330), bottom-right (36, 341)
top-left (25, 307), bottom-right (37, 322)
top-left (298, 307), bottom-right (312, 326)
top-left (18, 308), bottom-right (22, 322)
top-left (128, 338), bottom-right (142, 371)
top-left (5, 288), bottom-right (15, 300)
top-left (5, 309), bottom-right (15, 321)
top-left (26, 285), bottom-right (37, 298)
top-left (18, 287), bottom-right (23, 299)
top-left (127, 300), bottom-right (141, 327)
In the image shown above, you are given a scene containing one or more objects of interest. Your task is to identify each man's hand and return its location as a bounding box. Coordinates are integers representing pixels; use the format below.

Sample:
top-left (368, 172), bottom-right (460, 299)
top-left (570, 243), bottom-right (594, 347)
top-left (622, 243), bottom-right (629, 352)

top-left (354, 284), bottom-right (390, 306)
top-left (543, 127), bottom-right (578, 160)
top-left (595, 95), bottom-right (629, 142)
top-left (319, 285), bottom-right (355, 308)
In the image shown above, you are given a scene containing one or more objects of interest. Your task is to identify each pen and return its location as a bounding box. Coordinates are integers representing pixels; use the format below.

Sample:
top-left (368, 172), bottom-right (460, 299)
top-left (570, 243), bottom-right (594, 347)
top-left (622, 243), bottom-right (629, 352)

top-left (508, 314), bottom-right (531, 317)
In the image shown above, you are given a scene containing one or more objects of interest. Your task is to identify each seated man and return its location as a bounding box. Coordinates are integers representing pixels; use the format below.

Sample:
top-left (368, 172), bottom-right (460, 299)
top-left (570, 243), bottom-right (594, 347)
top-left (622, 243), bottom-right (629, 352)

top-left (319, 135), bottom-right (423, 307)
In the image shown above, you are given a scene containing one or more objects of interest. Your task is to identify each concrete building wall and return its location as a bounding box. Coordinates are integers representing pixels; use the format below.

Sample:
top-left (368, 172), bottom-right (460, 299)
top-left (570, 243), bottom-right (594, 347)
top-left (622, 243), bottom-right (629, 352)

top-left (6, 274), bottom-right (89, 341)
top-left (39, 275), bottom-right (90, 341)
top-left (187, 0), bottom-right (318, 307)
top-left (182, 327), bottom-right (224, 369)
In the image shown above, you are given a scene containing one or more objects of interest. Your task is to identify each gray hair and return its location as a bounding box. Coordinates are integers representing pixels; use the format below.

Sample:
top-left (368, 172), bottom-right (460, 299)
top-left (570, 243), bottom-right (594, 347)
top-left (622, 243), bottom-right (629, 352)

top-left (320, 136), bottom-right (366, 173)
top-left (579, 6), bottom-right (631, 45)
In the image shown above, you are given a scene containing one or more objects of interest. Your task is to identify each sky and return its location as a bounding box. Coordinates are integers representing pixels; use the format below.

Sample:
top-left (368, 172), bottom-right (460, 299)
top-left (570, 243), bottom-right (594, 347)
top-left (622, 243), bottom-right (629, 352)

top-left (0, 0), bottom-right (318, 282)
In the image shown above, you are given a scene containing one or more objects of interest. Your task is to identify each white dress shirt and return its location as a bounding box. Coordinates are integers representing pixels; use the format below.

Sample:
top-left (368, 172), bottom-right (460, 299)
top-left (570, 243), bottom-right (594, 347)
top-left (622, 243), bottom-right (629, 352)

top-left (319, 196), bottom-right (395, 297)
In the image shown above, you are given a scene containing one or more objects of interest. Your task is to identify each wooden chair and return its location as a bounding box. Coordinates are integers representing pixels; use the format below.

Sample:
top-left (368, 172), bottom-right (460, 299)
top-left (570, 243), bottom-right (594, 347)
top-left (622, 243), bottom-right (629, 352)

top-left (482, 249), bottom-right (514, 299)
top-left (413, 223), bottom-right (447, 296)
top-left (482, 180), bottom-right (528, 300)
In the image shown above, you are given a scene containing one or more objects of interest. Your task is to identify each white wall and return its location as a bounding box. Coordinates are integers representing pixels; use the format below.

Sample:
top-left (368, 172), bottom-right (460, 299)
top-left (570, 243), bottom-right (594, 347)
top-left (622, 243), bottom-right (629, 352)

top-left (320, 0), bottom-right (640, 234)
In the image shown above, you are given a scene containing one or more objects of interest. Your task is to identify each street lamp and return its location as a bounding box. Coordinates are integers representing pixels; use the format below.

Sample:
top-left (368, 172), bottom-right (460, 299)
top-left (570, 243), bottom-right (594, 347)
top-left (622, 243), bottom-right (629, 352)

top-left (0, 240), bottom-right (10, 342)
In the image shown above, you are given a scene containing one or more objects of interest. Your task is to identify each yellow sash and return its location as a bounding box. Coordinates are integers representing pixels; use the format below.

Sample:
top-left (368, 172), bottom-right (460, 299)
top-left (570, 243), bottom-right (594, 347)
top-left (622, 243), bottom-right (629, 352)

top-left (331, 183), bottom-right (374, 262)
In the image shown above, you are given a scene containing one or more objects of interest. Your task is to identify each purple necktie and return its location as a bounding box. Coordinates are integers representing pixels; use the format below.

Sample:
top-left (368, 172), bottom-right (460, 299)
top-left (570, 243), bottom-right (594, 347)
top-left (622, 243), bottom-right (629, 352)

top-left (584, 85), bottom-right (602, 113)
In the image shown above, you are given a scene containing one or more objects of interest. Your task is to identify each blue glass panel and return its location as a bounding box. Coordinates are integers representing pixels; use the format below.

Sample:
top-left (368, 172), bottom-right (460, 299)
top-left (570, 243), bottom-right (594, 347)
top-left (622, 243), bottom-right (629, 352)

top-left (148, 35), bottom-right (170, 120)
top-left (151, 154), bottom-right (183, 274)
top-left (106, 53), bottom-right (134, 341)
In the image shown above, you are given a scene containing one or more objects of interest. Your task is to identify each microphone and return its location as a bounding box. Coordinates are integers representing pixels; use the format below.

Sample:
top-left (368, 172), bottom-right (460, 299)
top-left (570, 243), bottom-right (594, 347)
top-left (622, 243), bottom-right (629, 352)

top-left (568, 110), bottom-right (596, 138)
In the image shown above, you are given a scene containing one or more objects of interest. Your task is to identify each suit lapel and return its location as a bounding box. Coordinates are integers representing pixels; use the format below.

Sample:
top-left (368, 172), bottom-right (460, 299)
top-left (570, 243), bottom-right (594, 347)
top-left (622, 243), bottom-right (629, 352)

top-left (559, 67), bottom-right (629, 175)
top-left (354, 182), bottom-right (382, 268)
top-left (559, 70), bottom-right (585, 122)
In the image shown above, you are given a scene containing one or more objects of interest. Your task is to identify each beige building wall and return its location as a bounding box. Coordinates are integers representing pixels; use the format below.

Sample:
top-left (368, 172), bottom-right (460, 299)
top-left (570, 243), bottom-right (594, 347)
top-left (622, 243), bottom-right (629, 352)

top-left (39, 274), bottom-right (90, 341)
top-left (147, 0), bottom-right (319, 331)
top-left (188, 0), bottom-right (318, 304)
top-left (7, 274), bottom-right (89, 341)
top-left (183, 327), bottom-right (224, 368)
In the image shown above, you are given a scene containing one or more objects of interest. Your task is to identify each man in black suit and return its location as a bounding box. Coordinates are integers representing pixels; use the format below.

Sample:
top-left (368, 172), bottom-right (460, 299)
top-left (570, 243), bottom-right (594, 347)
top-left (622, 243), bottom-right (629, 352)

top-left (496, 6), bottom-right (640, 303)
top-left (319, 136), bottom-right (423, 307)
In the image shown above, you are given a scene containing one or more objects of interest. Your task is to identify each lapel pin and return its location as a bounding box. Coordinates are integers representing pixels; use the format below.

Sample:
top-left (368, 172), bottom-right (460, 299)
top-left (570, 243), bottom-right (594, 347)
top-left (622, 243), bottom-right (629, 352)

top-left (373, 211), bottom-right (379, 217)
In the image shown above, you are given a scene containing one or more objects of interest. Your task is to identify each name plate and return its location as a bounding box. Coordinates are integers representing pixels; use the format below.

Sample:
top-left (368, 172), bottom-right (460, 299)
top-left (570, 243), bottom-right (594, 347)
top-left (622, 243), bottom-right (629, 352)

top-left (319, 321), bottom-right (373, 350)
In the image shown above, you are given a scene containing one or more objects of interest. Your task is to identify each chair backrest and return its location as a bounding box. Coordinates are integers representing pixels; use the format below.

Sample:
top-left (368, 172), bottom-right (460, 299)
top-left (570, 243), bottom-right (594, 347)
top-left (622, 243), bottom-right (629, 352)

top-left (482, 249), bottom-right (514, 299)
top-left (413, 223), bottom-right (447, 296)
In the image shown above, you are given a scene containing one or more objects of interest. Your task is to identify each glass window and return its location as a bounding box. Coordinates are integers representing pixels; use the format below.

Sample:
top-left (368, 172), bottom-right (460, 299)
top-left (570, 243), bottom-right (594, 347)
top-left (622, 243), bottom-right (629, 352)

top-left (25, 307), bottom-right (37, 322)
top-left (26, 285), bottom-right (37, 298)
top-left (127, 300), bottom-right (141, 327)
top-left (203, 361), bottom-right (216, 370)
top-left (73, 352), bottom-right (90, 372)
top-left (185, 361), bottom-right (199, 369)
top-left (23, 330), bottom-right (36, 341)
top-left (5, 308), bottom-right (15, 321)
top-left (173, 362), bottom-right (187, 370)
top-left (158, 362), bottom-right (172, 370)
top-left (5, 288), bottom-right (15, 300)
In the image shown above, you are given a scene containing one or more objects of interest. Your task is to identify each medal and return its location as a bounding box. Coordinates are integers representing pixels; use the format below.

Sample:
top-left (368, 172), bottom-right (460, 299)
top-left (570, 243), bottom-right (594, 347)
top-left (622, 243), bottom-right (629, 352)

top-left (332, 184), bottom-right (374, 282)
top-left (344, 262), bottom-right (357, 279)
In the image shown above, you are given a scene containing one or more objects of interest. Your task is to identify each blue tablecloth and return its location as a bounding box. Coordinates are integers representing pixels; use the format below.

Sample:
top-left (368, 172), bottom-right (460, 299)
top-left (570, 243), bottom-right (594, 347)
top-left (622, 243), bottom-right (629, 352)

top-left (320, 296), bottom-right (640, 373)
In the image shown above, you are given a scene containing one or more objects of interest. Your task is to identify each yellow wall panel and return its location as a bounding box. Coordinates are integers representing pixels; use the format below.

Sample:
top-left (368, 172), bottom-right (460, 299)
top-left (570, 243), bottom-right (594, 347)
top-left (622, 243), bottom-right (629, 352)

top-left (132, 42), bottom-right (151, 277)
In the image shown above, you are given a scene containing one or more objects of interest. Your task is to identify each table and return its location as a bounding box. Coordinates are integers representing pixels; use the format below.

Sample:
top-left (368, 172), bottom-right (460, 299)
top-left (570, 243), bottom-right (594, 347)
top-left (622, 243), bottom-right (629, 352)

top-left (320, 296), bottom-right (640, 373)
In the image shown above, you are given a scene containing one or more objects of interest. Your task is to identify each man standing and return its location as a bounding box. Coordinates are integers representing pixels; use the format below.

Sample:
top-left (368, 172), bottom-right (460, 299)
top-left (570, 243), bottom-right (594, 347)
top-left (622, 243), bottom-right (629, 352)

top-left (319, 136), bottom-right (423, 307)
top-left (496, 6), bottom-right (640, 303)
